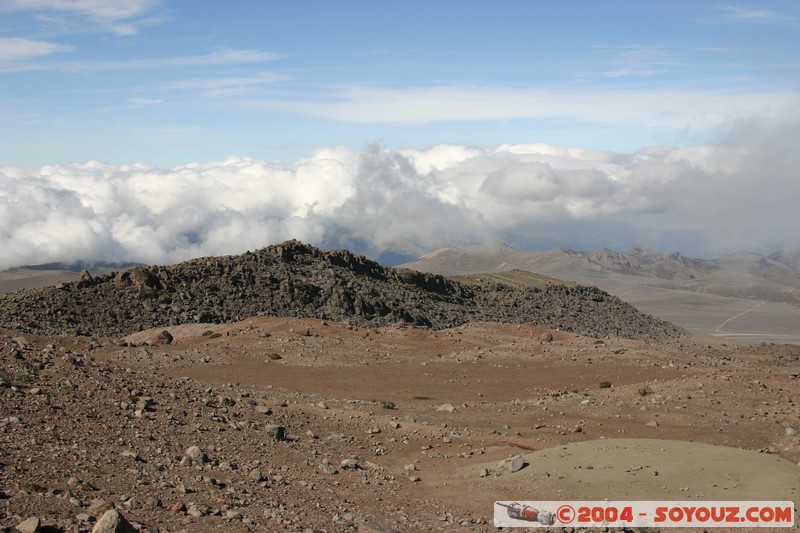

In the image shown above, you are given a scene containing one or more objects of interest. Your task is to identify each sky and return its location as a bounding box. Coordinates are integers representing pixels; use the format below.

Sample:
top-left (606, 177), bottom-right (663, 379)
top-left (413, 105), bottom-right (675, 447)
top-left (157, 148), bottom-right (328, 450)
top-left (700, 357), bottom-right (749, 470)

top-left (0, 1), bottom-right (799, 268)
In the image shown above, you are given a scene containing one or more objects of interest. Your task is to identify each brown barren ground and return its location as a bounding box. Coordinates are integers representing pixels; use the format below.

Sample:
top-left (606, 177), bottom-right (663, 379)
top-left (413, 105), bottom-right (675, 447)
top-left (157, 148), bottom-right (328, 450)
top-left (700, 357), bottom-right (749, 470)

top-left (122, 318), bottom-right (799, 530)
top-left (2, 317), bottom-right (798, 531)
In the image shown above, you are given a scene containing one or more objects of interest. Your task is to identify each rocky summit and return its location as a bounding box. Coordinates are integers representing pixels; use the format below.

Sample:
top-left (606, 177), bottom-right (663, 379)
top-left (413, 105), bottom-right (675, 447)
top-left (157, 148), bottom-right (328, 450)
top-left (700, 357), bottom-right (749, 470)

top-left (0, 240), bottom-right (686, 343)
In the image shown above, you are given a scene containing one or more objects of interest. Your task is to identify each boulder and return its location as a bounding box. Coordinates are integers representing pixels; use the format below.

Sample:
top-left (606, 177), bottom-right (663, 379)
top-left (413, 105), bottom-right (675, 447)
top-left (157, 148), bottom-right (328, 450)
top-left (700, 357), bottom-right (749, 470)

top-left (91, 509), bottom-right (137, 533)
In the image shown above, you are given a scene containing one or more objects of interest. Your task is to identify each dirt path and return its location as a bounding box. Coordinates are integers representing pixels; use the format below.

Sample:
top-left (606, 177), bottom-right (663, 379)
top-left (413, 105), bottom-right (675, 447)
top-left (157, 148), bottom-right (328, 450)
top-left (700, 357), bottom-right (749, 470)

top-left (715, 300), bottom-right (766, 332)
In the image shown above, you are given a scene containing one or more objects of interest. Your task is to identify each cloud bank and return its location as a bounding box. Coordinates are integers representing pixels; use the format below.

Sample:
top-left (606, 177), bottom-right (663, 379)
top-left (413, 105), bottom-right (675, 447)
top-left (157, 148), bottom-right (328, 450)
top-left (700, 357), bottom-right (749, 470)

top-left (1, 142), bottom-right (797, 269)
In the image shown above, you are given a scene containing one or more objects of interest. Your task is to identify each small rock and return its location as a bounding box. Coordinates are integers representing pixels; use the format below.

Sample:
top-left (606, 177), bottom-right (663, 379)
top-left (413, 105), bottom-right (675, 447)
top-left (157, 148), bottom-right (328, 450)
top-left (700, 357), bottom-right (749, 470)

top-left (225, 510), bottom-right (243, 520)
top-left (508, 455), bottom-right (525, 473)
top-left (183, 445), bottom-right (207, 465)
top-left (151, 330), bottom-right (173, 345)
top-left (435, 403), bottom-right (457, 413)
top-left (786, 427), bottom-right (797, 437)
top-left (316, 401), bottom-right (329, 409)
top-left (479, 468), bottom-right (489, 477)
top-left (15, 517), bottom-right (40, 533)
top-left (539, 332), bottom-right (554, 343)
top-left (264, 424), bottom-right (286, 441)
top-left (87, 499), bottom-right (113, 517)
top-left (340, 459), bottom-right (360, 470)
top-left (358, 522), bottom-right (401, 533)
top-left (319, 463), bottom-right (338, 475)
top-left (187, 504), bottom-right (204, 518)
top-left (91, 509), bottom-right (137, 533)
top-left (249, 468), bottom-right (263, 482)
top-left (646, 420), bottom-right (660, 427)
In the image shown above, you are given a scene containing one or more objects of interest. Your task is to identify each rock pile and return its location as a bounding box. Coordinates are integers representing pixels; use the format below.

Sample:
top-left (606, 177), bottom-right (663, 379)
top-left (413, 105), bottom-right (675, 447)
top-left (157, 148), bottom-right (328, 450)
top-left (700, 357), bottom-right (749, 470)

top-left (0, 240), bottom-right (686, 343)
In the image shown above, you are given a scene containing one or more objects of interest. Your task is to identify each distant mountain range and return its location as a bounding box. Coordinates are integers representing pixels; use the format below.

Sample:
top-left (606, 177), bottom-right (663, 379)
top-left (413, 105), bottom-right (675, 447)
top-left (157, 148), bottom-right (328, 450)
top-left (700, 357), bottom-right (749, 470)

top-left (402, 243), bottom-right (800, 306)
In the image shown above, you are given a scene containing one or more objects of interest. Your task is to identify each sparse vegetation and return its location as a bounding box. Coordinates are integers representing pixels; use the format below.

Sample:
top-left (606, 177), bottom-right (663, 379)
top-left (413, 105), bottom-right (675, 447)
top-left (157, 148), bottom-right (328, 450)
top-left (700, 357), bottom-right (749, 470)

top-left (638, 385), bottom-right (654, 396)
top-left (599, 381), bottom-right (612, 389)
top-left (207, 332), bottom-right (222, 339)
top-left (381, 401), bottom-right (396, 410)
top-left (202, 330), bottom-right (214, 337)
top-left (267, 352), bottom-right (282, 360)
top-left (21, 482), bottom-right (47, 493)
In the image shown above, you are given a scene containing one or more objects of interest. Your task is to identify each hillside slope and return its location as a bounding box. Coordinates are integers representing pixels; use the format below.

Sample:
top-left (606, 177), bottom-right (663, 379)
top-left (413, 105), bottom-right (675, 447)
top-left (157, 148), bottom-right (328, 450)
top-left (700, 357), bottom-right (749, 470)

top-left (0, 240), bottom-right (686, 344)
top-left (404, 243), bottom-right (800, 305)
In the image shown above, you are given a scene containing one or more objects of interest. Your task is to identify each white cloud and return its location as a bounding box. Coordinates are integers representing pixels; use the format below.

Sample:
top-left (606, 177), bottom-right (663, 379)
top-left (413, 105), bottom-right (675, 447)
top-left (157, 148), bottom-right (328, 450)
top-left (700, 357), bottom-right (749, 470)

top-left (128, 97), bottom-right (165, 108)
top-left (0, 47), bottom-right (282, 73)
top-left (0, 140), bottom-right (797, 269)
top-left (2, 0), bottom-right (163, 35)
top-left (718, 5), bottom-right (783, 21)
top-left (165, 72), bottom-right (289, 97)
top-left (249, 85), bottom-right (792, 130)
top-left (0, 36), bottom-right (72, 62)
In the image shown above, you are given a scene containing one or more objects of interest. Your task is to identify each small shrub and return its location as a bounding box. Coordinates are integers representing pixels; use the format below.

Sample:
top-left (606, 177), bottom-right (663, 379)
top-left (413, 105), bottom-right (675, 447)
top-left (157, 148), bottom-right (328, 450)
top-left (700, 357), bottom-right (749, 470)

top-left (594, 339), bottom-right (605, 344)
top-left (207, 332), bottom-right (222, 339)
top-left (381, 401), bottom-right (396, 410)
top-left (638, 385), bottom-right (654, 396)
top-left (267, 353), bottom-right (282, 360)
top-left (202, 330), bottom-right (214, 337)
top-left (22, 482), bottom-right (47, 493)
top-left (413, 396), bottom-right (432, 400)
top-left (599, 381), bottom-right (612, 389)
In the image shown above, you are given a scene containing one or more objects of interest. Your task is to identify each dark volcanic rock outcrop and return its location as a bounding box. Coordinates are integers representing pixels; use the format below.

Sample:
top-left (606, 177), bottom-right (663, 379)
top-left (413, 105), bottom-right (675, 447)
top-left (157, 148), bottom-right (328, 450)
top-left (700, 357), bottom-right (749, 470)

top-left (0, 240), bottom-right (686, 343)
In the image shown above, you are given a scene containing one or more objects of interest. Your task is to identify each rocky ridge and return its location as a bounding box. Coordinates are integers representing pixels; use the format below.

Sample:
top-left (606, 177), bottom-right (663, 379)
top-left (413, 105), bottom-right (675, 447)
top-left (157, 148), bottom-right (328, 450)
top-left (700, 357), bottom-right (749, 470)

top-left (0, 240), bottom-right (686, 344)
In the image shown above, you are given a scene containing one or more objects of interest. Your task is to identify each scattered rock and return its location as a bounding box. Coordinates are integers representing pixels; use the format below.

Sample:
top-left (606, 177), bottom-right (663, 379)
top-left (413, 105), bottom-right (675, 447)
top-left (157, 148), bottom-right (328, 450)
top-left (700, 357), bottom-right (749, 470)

top-left (151, 330), bottom-right (173, 345)
top-left (87, 498), bottom-right (113, 517)
top-left (435, 403), bottom-right (457, 413)
top-left (264, 424), bottom-right (286, 441)
top-left (340, 459), bottom-right (360, 470)
top-left (319, 463), bottom-right (338, 475)
top-left (358, 521), bottom-right (402, 533)
top-left (0, 240), bottom-right (688, 344)
top-left (15, 517), bottom-right (40, 533)
top-left (91, 509), bottom-right (137, 533)
top-left (183, 445), bottom-right (207, 465)
top-left (508, 455), bottom-right (525, 473)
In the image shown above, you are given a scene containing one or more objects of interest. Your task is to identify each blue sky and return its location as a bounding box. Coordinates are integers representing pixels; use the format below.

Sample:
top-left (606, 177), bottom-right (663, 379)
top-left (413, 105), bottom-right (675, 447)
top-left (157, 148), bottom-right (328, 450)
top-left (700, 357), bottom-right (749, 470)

top-left (0, 1), bottom-right (799, 267)
top-left (1, 1), bottom-right (798, 166)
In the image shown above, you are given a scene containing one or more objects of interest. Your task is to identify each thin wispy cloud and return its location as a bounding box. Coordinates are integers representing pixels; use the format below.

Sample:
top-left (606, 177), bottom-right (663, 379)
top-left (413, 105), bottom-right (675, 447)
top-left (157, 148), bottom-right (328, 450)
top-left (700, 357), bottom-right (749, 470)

top-left (588, 44), bottom-right (681, 79)
top-left (0, 36), bottom-right (72, 62)
top-left (719, 5), bottom-right (781, 21)
top-left (128, 98), bottom-right (165, 108)
top-left (705, 5), bottom-right (799, 25)
top-left (0, 47), bottom-right (282, 73)
top-left (252, 85), bottom-right (792, 130)
top-left (1, 0), bottom-right (164, 35)
top-left (166, 72), bottom-right (289, 98)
